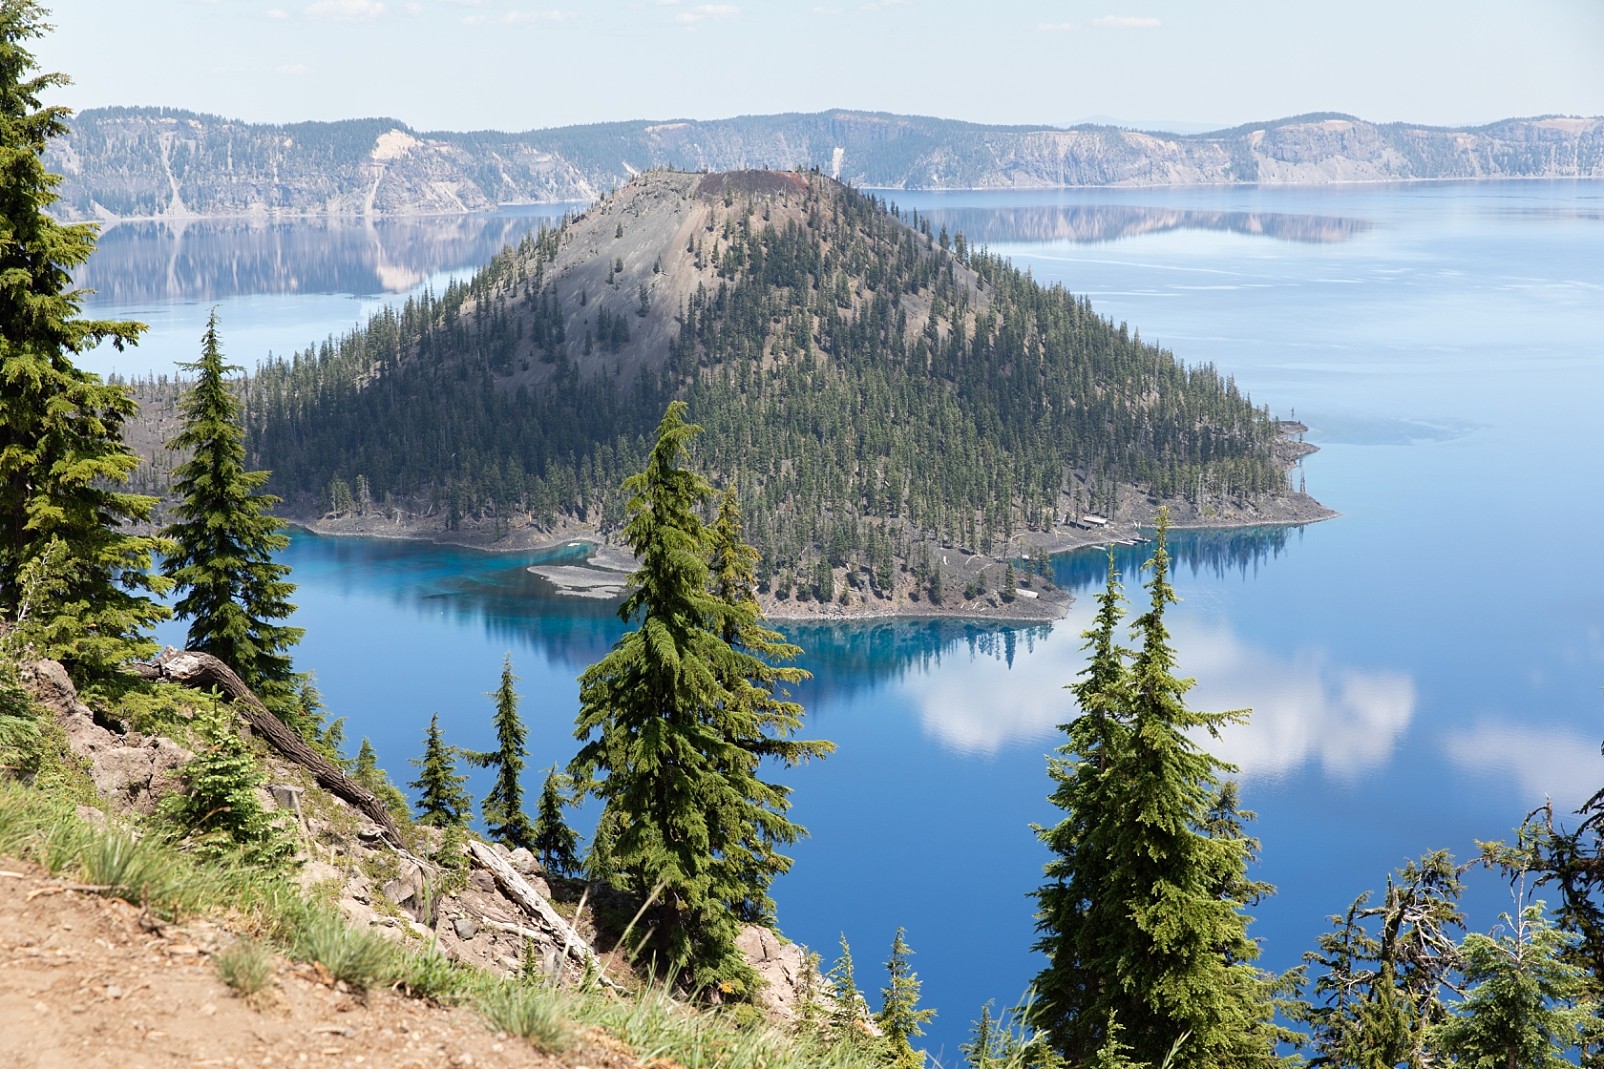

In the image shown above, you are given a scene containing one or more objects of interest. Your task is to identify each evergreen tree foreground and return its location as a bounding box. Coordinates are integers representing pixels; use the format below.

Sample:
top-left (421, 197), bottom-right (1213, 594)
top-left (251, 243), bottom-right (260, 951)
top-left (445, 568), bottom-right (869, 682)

top-left (162, 311), bottom-right (303, 715)
top-left (570, 401), bottom-right (831, 998)
top-left (1030, 513), bottom-right (1284, 1068)
top-left (471, 654), bottom-right (536, 851)
top-left (0, 0), bottom-right (168, 677)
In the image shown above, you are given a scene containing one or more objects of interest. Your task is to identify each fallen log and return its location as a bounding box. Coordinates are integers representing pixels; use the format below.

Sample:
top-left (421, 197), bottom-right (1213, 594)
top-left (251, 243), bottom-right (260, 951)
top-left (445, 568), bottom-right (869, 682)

top-left (131, 648), bottom-right (404, 845)
top-left (465, 839), bottom-right (619, 989)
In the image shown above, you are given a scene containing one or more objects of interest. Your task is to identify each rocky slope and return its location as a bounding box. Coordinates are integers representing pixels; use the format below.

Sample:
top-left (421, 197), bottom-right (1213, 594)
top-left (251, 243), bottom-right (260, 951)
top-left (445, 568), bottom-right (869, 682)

top-left (50, 108), bottom-right (1604, 220)
top-left (3, 657), bottom-right (826, 1063)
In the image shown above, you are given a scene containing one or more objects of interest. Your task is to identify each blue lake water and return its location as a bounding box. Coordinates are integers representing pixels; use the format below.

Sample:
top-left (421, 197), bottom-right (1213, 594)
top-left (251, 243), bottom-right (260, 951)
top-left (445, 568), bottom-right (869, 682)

top-left (88, 180), bottom-right (1604, 1063)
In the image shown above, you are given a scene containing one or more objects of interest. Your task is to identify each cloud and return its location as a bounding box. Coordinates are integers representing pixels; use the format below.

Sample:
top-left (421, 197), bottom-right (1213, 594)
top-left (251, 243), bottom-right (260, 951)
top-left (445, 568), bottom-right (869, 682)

top-left (898, 609), bottom-right (1415, 780)
top-left (265, 7), bottom-right (288, 18)
top-left (1443, 723), bottom-right (1604, 813)
top-left (304, 0), bottom-right (385, 19)
top-left (276, 63), bottom-right (312, 75)
top-left (1092, 15), bottom-right (1160, 29)
top-left (1039, 21), bottom-right (1078, 32)
top-left (404, 1), bottom-right (424, 10)
top-left (676, 3), bottom-right (738, 22)
top-left (462, 8), bottom-right (566, 23)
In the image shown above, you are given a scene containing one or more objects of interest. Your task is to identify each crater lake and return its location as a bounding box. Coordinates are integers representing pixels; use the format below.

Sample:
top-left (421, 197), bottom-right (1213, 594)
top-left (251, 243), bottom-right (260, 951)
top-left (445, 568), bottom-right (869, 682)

top-left (80, 178), bottom-right (1604, 1064)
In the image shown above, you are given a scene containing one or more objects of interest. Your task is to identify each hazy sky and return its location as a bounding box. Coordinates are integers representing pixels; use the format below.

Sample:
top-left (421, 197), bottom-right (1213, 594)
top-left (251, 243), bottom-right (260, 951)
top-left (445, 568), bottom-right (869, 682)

top-left (34, 0), bottom-right (1604, 133)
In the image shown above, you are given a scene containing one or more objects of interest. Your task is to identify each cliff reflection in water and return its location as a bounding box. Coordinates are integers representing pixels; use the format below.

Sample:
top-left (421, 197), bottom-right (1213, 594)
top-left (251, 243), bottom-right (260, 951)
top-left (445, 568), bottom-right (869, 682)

top-left (75, 209), bottom-right (573, 305)
top-left (914, 202), bottom-right (1370, 246)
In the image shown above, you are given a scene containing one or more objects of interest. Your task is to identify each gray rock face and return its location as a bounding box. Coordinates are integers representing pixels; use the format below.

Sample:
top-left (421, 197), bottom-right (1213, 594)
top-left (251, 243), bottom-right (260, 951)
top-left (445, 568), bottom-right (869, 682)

top-left (21, 659), bottom-right (191, 815)
top-left (736, 925), bottom-right (825, 1023)
top-left (46, 109), bottom-right (1604, 222)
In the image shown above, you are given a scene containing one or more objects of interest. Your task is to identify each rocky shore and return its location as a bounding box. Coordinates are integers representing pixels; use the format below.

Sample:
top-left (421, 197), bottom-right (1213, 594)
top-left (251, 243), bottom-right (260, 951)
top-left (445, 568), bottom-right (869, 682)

top-left (284, 475), bottom-right (1334, 626)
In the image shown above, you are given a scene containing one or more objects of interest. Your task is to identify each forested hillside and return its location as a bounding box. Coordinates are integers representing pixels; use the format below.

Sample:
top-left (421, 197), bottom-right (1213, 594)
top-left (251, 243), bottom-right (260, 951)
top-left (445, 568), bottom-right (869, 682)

top-left (239, 169), bottom-right (1315, 603)
top-left (48, 107), bottom-right (1604, 220)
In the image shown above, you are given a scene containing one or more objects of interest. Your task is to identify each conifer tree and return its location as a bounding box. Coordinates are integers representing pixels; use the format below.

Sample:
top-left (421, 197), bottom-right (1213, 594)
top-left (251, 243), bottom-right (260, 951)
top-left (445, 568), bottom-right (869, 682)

top-left (1303, 851), bottom-right (1467, 1068)
top-left (162, 311), bottom-right (303, 711)
top-left (879, 928), bottom-right (936, 1069)
top-left (1031, 518), bottom-right (1280, 1068)
top-left (961, 1003), bottom-right (1004, 1069)
top-left (409, 712), bottom-right (472, 828)
top-left (161, 700), bottom-right (291, 867)
top-left (352, 736), bottom-right (408, 817)
top-left (570, 401), bottom-right (829, 996)
top-left (829, 933), bottom-right (871, 1035)
top-left (476, 654), bottom-right (536, 850)
top-left (1434, 903), bottom-right (1596, 1069)
top-left (705, 486), bottom-right (832, 923)
top-left (0, 1), bottom-right (168, 676)
top-left (1031, 552), bottom-right (1131, 1054)
top-left (532, 765), bottom-right (580, 875)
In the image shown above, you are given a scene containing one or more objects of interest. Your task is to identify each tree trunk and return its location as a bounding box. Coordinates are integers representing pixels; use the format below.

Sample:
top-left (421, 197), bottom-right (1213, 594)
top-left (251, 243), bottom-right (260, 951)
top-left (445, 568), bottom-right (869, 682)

top-left (131, 648), bottom-right (404, 845)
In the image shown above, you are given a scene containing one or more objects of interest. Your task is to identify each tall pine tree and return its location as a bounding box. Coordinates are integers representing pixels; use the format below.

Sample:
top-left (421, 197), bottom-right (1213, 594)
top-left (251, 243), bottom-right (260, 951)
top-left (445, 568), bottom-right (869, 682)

top-left (570, 401), bottom-right (829, 997)
top-left (1031, 515), bottom-right (1280, 1068)
top-left (0, 0), bottom-right (167, 675)
top-left (475, 654), bottom-right (536, 850)
top-left (1031, 552), bottom-right (1131, 1056)
top-left (532, 765), bottom-right (580, 876)
top-left (409, 712), bottom-right (472, 828)
top-left (705, 486), bottom-right (832, 924)
top-left (879, 928), bottom-right (936, 1069)
top-left (162, 311), bottom-right (303, 712)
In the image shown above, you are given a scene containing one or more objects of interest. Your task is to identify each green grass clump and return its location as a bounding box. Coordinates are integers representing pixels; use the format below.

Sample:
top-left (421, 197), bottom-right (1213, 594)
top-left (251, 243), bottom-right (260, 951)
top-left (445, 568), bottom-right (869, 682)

top-left (216, 937), bottom-right (276, 998)
top-left (478, 981), bottom-right (572, 1051)
top-left (397, 946), bottom-right (479, 1003)
top-left (286, 901), bottom-right (399, 990)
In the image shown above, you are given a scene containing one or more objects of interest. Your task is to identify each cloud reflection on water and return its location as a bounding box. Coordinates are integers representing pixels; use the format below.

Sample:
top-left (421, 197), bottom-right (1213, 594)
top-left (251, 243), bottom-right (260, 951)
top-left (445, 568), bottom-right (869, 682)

top-left (899, 611), bottom-right (1416, 782)
top-left (1442, 722), bottom-right (1604, 813)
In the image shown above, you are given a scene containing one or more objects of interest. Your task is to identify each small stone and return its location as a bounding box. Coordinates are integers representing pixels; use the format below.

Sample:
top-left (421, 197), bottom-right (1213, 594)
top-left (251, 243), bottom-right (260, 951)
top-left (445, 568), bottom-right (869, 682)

top-left (104, 984), bottom-right (123, 1000)
top-left (270, 784), bottom-right (304, 810)
top-left (452, 916), bottom-right (479, 940)
top-left (506, 847), bottom-right (537, 875)
top-left (200, 1002), bottom-right (217, 1017)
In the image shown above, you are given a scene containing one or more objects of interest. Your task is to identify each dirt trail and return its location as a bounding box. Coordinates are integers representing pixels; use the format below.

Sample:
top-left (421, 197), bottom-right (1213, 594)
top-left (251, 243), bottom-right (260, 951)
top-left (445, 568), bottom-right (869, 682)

top-left (0, 861), bottom-right (567, 1069)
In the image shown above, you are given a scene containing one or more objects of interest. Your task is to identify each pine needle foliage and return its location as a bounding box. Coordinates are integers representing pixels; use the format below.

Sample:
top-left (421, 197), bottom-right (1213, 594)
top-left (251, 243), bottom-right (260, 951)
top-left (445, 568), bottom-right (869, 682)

top-left (474, 654), bottom-right (536, 850)
top-left (532, 764), bottom-right (581, 876)
top-left (1302, 851), bottom-right (1467, 1069)
top-left (408, 712), bottom-right (473, 828)
top-left (570, 401), bottom-right (830, 997)
top-left (1435, 902), bottom-right (1597, 1069)
top-left (879, 928), bottom-right (936, 1069)
top-left (829, 933), bottom-right (871, 1035)
top-left (161, 700), bottom-right (291, 866)
top-left (1030, 515), bottom-right (1281, 1068)
top-left (352, 736), bottom-right (408, 817)
top-left (161, 311), bottom-right (303, 712)
top-left (0, 0), bottom-right (168, 677)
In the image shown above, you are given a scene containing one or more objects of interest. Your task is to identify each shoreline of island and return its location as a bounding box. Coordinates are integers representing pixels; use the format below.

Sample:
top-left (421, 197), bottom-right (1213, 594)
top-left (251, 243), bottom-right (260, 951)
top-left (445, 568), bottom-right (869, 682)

top-left (282, 476), bottom-right (1335, 626)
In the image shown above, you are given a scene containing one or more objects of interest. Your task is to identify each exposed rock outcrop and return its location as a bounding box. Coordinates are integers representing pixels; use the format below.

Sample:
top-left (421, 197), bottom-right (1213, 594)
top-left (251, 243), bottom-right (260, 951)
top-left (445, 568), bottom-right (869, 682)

top-left (20, 659), bottom-right (191, 815)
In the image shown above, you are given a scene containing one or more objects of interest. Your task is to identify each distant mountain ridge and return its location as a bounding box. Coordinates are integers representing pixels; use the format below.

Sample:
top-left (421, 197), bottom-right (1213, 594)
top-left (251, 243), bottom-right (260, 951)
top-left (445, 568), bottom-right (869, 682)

top-left (49, 107), bottom-right (1604, 221)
